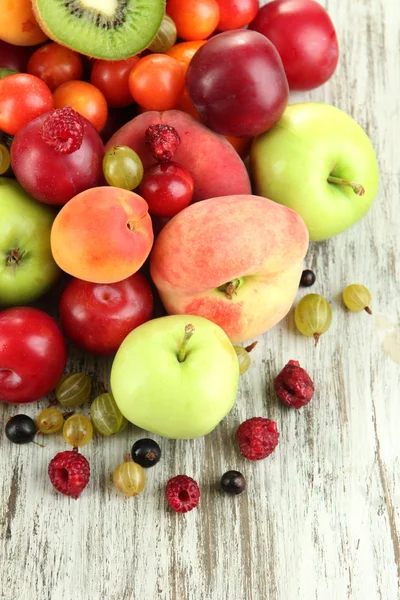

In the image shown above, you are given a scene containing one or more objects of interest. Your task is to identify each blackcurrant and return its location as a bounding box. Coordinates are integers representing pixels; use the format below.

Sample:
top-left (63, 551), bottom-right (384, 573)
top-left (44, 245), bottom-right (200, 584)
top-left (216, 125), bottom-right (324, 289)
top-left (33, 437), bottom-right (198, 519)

top-left (131, 438), bottom-right (161, 468)
top-left (5, 415), bottom-right (37, 444)
top-left (300, 269), bottom-right (316, 287)
top-left (220, 470), bottom-right (247, 495)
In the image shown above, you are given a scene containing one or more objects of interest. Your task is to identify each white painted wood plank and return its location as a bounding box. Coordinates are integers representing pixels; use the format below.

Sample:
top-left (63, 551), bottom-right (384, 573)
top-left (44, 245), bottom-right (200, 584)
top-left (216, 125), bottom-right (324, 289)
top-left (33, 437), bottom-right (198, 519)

top-left (1, 0), bottom-right (399, 599)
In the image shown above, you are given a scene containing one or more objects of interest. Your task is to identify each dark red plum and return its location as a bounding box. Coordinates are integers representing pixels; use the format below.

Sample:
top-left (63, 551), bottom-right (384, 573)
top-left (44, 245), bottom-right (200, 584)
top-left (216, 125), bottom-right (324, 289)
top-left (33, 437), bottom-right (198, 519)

top-left (186, 29), bottom-right (289, 137)
top-left (10, 106), bottom-right (104, 205)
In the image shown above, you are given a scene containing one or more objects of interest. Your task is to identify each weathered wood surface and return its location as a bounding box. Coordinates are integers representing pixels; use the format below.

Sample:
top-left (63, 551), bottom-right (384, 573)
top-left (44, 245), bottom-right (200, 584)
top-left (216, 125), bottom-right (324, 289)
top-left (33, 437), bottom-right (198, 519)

top-left (1, 1), bottom-right (399, 599)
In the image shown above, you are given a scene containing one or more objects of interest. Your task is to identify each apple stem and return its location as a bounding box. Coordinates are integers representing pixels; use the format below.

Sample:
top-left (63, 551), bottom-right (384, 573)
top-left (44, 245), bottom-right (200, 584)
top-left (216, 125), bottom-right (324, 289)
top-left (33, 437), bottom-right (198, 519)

top-left (327, 175), bottom-right (365, 196)
top-left (178, 324), bottom-right (195, 363)
top-left (365, 306), bottom-right (372, 315)
top-left (5, 248), bottom-right (24, 267)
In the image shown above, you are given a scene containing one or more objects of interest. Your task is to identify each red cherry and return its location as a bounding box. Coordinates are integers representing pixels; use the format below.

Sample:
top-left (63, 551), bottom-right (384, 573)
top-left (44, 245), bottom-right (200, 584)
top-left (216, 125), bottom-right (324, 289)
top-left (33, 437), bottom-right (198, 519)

top-left (139, 162), bottom-right (194, 218)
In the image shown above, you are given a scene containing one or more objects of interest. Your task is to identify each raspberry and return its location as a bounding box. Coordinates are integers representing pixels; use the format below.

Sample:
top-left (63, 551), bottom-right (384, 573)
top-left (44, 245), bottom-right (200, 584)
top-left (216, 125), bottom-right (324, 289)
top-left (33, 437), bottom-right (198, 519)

top-left (236, 417), bottom-right (279, 461)
top-left (48, 449), bottom-right (90, 499)
top-left (166, 475), bottom-right (200, 513)
top-left (145, 124), bottom-right (181, 162)
top-left (274, 360), bottom-right (314, 409)
top-left (41, 107), bottom-right (84, 154)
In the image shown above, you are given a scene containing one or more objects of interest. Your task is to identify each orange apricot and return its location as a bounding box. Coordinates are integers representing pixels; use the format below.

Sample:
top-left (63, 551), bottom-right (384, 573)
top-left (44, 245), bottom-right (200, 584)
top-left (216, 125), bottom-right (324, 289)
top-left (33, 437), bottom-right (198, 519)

top-left (51, 187), bottom-right (154, 284)
top-left (1, 0), bottom-right (48, 46)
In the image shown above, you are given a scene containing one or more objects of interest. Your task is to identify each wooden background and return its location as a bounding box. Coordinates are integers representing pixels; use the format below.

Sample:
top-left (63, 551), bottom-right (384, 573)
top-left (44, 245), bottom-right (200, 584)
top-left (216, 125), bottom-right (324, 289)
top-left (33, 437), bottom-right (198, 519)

top-left (1, 0), bottom-right (399, 599)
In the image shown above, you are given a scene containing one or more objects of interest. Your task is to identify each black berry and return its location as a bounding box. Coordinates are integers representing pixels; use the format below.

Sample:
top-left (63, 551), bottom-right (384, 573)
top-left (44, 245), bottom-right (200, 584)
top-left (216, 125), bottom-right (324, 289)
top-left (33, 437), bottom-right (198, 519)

top-left (220, 470), bottom-right (247, 495)
top-left (300, 269), bottom-right (316, 287)
top-left (131, 438), bottom-right (161, 468)
top-left (5, 414), bottom-right (37, 444)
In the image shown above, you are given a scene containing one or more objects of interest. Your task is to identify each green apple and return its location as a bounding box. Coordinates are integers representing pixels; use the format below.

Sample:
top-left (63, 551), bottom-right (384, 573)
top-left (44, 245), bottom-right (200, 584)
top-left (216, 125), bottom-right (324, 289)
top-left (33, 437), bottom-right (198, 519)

top-left (250, 102), bottom-right (379, 241)
top-left (0, 177), bottom-right (60, 306)
top-left (110, 315), bottom-right (240, 439)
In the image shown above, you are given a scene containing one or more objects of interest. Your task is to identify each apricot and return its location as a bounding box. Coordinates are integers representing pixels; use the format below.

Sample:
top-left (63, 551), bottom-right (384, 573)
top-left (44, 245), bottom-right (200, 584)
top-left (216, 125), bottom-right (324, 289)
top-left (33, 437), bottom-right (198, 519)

top-left (1, 0), bottom-right (48, 46)
top-left (51, 187), bottom-right (153, 284)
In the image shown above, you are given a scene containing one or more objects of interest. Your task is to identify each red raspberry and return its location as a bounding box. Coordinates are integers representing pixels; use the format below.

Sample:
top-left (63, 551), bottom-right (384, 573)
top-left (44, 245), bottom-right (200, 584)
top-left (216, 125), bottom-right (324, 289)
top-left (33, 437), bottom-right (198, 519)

top-left (237, 417), bottom-right (279, 461)
top-left (145, 124), bottom-right (181, 162)
top-left (166, 475), bottom-right (200, 513)
top-left (48, 449), bottom-right (90, 499)
top-left (41, 106), bottom-right (84, 154)
top-left (274, 360), bottom-right (314, 409)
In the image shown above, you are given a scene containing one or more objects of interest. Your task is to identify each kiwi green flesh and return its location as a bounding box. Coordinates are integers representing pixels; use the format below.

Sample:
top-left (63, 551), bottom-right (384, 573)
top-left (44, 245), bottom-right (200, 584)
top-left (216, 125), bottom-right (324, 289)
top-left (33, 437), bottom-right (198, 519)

top-left (33, 0), bottom-right (165, 60)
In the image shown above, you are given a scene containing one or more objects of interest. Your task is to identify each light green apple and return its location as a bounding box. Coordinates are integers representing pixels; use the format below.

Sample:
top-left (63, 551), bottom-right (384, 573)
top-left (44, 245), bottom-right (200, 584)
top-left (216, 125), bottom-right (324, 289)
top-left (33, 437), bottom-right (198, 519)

top-left (0, 177), bottom-right (60, 306)
top-left (250, 102), bottom-right (379, 241)
top-left (110, 315), bottom-right (240, 439)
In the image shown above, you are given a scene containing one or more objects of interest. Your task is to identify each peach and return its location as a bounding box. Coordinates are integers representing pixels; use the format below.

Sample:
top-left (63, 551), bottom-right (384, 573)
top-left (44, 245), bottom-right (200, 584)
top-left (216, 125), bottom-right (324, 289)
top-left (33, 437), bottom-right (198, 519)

top-left (150, 195), bottom-right (309, 343)
top-left (51, 187), bottom-right (153, 284)
top-left (105, 109), bottom-right (251, 202)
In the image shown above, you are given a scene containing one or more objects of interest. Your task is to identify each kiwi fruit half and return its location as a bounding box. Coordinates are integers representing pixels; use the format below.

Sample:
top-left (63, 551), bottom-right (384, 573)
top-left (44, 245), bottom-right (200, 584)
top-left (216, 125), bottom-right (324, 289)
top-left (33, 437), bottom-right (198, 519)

top-left (32, 0), bottom-right (166, 60)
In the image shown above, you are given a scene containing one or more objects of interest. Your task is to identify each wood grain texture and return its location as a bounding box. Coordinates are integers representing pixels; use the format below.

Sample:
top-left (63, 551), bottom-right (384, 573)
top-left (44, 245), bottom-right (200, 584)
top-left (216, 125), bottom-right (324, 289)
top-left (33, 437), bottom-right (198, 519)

top-left (1, 1), bottom-right (399, 599)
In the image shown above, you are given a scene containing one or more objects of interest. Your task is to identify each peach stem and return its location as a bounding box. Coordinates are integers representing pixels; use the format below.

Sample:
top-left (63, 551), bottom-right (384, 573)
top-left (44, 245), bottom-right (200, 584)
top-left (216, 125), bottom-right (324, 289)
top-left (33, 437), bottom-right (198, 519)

top-left (178, 324), bottom-right (195, 363)
top-left (327, 175), bottom-right (365, 196)
top-left (219, 279), bottom-right (240, 300)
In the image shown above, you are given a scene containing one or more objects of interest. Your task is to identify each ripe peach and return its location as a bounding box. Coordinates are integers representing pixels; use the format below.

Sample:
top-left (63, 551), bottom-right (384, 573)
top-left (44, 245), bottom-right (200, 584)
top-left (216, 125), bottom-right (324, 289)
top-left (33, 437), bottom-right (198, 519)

top-left (150, 195), bottom-right (309, 343)
top-left (51, 187), bottom-right (153, 284)
top-left (105, 109), bottom-right (251, 202)
top-left (1, 0), bottom-right (48, 46)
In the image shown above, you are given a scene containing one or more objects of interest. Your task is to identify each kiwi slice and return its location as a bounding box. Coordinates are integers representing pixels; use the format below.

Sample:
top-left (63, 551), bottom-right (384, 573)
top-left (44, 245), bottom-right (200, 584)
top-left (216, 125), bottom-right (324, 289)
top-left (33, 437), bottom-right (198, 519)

top-left (32, 0), bottom-right (165, 60)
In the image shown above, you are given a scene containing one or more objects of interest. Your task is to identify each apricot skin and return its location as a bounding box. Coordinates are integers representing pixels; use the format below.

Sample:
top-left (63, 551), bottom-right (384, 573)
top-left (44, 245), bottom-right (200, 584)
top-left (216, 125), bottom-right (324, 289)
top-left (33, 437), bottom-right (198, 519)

top-left (51, 187), bottom-right (154, 284)
top-left (1, 0), bottom-right (48, 46)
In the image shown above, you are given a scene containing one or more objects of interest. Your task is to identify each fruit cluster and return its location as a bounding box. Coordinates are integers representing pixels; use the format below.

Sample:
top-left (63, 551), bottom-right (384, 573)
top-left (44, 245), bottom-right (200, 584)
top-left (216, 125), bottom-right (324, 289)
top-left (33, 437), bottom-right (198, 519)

top-left (1, 0), bottom-right (377, 507)
top-left (4, 359), bottom-right (312, 508)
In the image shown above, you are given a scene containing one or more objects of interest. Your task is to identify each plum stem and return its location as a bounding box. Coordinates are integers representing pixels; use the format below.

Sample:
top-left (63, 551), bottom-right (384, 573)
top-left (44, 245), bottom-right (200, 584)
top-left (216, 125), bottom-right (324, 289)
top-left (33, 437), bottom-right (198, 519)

top-left (328, 175), bottom-right (365, 196)
top-left (178, 324), bottom-right (195, 363)
top-left (218, 278), bottom-right (241, 300)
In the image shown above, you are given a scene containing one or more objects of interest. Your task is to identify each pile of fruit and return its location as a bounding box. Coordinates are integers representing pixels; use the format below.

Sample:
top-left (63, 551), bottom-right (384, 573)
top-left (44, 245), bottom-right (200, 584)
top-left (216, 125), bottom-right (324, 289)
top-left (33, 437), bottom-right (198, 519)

top-left (0, 0), bottom-right (377, 511)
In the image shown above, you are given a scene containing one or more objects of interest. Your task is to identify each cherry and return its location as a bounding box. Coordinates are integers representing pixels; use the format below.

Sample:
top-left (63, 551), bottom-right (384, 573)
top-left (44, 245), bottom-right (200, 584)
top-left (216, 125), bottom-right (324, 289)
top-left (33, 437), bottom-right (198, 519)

top-left (139, 162), bottom-right (194, 218)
